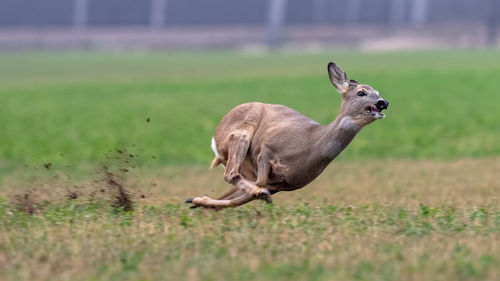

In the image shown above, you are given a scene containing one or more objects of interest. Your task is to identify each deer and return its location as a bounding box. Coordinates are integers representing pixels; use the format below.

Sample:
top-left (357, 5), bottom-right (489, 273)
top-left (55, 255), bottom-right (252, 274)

top-left (185, 62), bottom-right (389, 209)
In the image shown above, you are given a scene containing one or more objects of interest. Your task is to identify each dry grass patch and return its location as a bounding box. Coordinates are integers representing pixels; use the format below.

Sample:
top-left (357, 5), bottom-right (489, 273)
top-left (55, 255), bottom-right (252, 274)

top-left (145, 157), bottom-right (500, 207)
top-left (0, 157), bottom-right (499, 281)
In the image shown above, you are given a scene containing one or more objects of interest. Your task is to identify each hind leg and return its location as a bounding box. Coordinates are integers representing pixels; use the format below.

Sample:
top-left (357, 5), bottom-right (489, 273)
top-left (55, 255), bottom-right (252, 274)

top-left (223, 130), bottom-right (253, 184)
top-left (219, 178), bottom-right (272, 203)
top-left (186, 177), bottom-right (272, 209)
top-left (222, 131), bottom-right (272, 201)
top-left (217, 187), bottom-right (240, 200)
top-left (219, 176), bottom-right (272, 203)
top-left (186, 192), bottom-right (254, 208)
top-left (233, 177), bottom-right (272, 203)
top-left (187, 126), bottom-right (273, 209)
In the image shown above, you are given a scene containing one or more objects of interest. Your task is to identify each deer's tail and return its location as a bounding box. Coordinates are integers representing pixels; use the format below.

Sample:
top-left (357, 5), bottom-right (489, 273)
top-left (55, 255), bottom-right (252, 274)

top-left (210, 157), bottom-right (223, 169)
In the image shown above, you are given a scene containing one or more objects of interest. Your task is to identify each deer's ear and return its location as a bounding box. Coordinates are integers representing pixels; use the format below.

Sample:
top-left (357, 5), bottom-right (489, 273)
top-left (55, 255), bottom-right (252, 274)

top-left (328, 62), bottom-right (349, 94)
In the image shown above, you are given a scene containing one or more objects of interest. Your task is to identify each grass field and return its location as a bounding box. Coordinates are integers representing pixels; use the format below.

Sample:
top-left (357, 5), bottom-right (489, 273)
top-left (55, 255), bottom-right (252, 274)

top-left (1, 50), bottom-right (499, 172)
top-left (0, 50), bottom-right (499, 281)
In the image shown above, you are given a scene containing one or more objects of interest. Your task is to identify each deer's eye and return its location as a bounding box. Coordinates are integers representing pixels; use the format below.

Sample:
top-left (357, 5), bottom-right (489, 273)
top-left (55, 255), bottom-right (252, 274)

top-left (357, 91), bottom-right (366, 97)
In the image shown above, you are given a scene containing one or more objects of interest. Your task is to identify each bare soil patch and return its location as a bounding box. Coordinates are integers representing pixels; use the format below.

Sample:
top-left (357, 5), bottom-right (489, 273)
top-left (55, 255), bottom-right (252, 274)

top-left (6, 149), bottom-right (141, 213)
top-left (3, 157), bottom-right (499, 211)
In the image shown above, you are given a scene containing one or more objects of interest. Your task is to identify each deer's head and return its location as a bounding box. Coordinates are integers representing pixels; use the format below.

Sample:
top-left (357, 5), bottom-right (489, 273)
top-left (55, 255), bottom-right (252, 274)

top-left (328, 62), bottom-right (388, 126)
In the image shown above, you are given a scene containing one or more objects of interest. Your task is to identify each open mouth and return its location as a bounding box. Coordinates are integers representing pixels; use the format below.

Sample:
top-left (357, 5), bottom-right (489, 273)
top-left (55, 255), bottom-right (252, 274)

top-left (367, 104), bottom-right (386, 119)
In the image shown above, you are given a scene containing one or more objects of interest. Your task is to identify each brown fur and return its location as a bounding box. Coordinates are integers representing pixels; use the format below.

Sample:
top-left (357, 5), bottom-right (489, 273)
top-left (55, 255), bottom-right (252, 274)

top-left (187, 62), bottom-right (388, 209)
top-left (210, 157), bottom-right (222, 169)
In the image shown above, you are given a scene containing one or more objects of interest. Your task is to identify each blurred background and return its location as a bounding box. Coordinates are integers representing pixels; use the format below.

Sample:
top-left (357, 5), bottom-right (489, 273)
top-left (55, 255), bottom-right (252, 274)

top-left (0, 0), bottom-right (499, 175)
top-left (1, 3), bottom-right (500, 281)
top-left (0, 0), bottom-right (499, 51)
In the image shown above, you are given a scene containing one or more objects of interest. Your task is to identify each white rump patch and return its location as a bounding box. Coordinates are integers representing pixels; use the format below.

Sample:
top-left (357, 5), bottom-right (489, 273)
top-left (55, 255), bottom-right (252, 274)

top-left (211, 137), bottom-right (222, 159)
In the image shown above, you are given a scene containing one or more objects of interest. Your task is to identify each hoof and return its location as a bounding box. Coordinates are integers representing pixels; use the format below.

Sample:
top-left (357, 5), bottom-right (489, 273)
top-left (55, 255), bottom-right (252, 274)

top-left (185, 198), bottom-right (194, 204)
top-left (255, 189), bottom-right (273, 203)
top-left (264, 196), bottom-right (273, 204)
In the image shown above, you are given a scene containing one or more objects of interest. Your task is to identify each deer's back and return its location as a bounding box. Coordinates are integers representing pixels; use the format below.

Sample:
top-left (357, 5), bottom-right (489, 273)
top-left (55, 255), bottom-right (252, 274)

top-left (214, 102), bottom-right (319, 148)
top-left (213, 102), bottom-right (326, 189)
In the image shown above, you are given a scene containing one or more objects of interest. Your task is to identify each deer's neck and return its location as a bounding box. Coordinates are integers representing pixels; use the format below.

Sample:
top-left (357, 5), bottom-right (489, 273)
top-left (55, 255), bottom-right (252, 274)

top-left (319, 114), bottom-right (362, 160)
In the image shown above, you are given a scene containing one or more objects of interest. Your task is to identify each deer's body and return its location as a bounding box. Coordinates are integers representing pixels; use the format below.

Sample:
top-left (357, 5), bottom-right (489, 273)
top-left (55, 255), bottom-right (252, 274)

top-left (186, 62), bottom-right (389, 209)
top-left (213, 102), bottom-right (359, 191)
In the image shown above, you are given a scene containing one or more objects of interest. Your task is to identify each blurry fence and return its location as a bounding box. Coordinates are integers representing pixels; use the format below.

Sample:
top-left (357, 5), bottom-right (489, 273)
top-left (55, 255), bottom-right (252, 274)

top-left (0, 0), bottom-right (498, 27)
top-left (0, 0), bottom-right (498, 47)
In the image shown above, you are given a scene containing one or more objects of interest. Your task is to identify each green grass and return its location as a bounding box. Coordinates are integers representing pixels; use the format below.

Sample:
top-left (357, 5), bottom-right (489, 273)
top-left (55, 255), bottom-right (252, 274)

top-left (1, 199), bottom-right (499, 281)
top-left (1, 50), bottom-right (500, 281)
top-left (0, 50), bottom-right (499, 175)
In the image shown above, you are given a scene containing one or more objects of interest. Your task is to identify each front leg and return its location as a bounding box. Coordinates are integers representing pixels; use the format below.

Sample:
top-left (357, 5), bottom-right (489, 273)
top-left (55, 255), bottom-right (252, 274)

top-left (234, 177), bottom-right (272, 204)
top-left (185, 177), bottom-right (272, 209)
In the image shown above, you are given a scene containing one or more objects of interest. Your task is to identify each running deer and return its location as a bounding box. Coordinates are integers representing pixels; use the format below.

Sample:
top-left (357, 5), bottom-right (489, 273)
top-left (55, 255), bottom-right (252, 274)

top-left (186, 62), bottom-right (389, 209)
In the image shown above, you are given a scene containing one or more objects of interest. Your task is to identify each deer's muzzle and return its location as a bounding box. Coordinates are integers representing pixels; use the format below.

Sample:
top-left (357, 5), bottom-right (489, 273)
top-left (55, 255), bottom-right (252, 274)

top-left (376, 99), bottom-right (389, 111)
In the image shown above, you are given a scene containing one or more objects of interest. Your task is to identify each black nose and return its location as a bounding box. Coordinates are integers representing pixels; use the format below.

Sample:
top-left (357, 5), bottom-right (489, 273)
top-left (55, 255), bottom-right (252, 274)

top-left (376, 99), bottom-right (389, 110)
